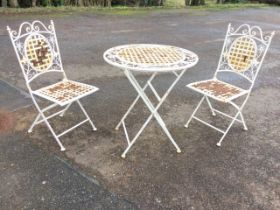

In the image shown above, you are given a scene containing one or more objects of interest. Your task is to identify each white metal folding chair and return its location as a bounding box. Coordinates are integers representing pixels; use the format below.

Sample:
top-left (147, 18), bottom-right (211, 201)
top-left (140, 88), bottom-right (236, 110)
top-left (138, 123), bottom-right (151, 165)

top-left (7, 20), bottom-right (99, 151)
top-left (185, 23), bottom-right (274, 146)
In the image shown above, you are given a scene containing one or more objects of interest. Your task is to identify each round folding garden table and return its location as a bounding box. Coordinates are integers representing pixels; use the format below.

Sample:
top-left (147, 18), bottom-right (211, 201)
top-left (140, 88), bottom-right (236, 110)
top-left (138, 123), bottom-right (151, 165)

top-left (103, 44), bottom-right (199, 158)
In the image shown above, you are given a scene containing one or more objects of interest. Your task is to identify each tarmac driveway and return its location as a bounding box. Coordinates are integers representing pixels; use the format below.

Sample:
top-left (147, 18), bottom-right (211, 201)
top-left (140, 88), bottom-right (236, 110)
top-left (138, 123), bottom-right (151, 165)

top-left (0, 7), bottom-right (280, 209)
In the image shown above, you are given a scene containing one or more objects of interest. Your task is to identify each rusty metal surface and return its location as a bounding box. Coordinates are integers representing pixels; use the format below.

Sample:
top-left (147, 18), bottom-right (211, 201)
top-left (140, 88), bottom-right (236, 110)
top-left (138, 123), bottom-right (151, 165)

top-left (191, 79), bottom-right (243, 101)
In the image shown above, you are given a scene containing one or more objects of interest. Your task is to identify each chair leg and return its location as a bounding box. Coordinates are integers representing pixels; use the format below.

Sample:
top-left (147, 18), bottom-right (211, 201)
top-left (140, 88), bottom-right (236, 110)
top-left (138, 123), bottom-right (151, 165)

top-left (238, 112), bottom-right (248, 131)
top-left (42, 117), bottom-right (66, 151)
top-left (28, 96), bottom-right (69, 151)
top-left (185, 96), bottom-right (205, 128)
top-left (206, 96), bottom-right (216, 116)
top-left (28, 113), bottom-right (41, 133)
top-left (59, 102), bottom-right (72, 117)
top-left (76, 100), bottom-right (97, 131)
top-left (216, 111), bottom-right (241, 147)
top-left (31, 103), bottom-right (66, 151)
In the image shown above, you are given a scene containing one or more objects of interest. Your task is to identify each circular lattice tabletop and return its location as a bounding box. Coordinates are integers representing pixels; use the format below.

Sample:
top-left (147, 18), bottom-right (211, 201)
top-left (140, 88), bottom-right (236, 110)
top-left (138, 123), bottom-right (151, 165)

top-left (103, 44), bottom-right (198, 72)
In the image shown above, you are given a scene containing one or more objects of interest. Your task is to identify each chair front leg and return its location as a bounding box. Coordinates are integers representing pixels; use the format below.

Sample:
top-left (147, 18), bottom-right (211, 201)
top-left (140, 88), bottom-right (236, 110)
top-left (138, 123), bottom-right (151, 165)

top-left (76, 100), bottom-right (97, 131)
top-left (42, 115), bottom-right (66, 151)
top-left (28, 113), bottom-right (42, 133)
top-left (238, 111), bottom-right (248, 131)
top-left (230, 96), bottom-right (249, 131)
top-left (59, 102), bottom-right (72, 117)
top-left (216, 94), bottom-right (250, 146)
top-left (30, 95), bottom-right (66, 151)
top-left (217, 95), bottom-right (250, 146)
top-left (206, 96), bottom-right (216, 116)
top-left (216, 109), bottom-right (242, 147)
top-left (185, 95), bottom-right (206, 128)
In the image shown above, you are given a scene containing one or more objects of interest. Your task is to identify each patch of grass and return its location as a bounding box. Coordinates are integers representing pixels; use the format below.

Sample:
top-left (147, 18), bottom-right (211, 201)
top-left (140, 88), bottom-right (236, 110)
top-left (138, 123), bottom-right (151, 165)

top-left (0, 6), bottom-right (162, 16)
top-left (0, 6), bottom-right (87, 14)
top-left (0, 6), bottom-right (71, 16)
top-left (0, 2), bottom-right (271, 16)
top-left (166, 0), bottom-right (269, 9)
top-left (191, 1), bottom-right (270, 10)
top-left (165, 0), bottom-right (186, 8)
top-left (92, 7), bottom-right (152, 15)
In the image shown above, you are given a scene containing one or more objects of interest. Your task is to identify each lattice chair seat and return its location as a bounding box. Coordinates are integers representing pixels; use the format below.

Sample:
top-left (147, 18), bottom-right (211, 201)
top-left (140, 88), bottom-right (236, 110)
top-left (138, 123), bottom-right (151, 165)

top-left (188, 79), bottom-right (248, 102)
top-left (33, 80), bottom-right (99, 106)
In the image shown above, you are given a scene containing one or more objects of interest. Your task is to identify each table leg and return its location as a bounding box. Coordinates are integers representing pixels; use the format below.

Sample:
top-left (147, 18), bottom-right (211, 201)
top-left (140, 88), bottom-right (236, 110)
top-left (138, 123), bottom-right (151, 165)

top-left (119, 69), bottom-right (187, 158)
top-left (115, 72), bottom-right (157, 130)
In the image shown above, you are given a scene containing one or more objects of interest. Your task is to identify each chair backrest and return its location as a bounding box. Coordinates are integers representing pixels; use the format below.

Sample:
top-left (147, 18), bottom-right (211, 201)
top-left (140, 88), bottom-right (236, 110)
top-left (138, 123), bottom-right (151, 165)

top-left (7, 20), bottom-right (66, 87)
top-left (214, 23), bottom-right (274, 89)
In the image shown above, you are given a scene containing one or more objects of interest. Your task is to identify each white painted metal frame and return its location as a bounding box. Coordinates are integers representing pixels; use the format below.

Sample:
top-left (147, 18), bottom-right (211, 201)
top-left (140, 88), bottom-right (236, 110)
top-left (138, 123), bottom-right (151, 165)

top-left (7, 20), bottom-right (98, 151)
top-left (185, 23), bottom-right (275, 146)
top-left (104, 44), bottom-right (198, 158)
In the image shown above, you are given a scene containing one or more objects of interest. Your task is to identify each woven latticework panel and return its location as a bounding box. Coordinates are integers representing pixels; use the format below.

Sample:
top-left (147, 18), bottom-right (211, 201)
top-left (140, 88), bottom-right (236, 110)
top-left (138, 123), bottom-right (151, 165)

top-left (227, 37), bottom-right (256, 72)
top-left (37, 80), bottom-right (95, 104)
top-left (116, 46), bottom-right (185, 66)
top-left (191, 80), bottom-right (243, 101)
top-left (25, 34), bottom-right (53, 72)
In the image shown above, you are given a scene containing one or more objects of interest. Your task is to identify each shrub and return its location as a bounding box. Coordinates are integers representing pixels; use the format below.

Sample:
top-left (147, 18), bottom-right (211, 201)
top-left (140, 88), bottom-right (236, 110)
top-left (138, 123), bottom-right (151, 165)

top-left (18, 0), bottom-right (32, 7)
top-left (259, 0), bottom-right (280, 4)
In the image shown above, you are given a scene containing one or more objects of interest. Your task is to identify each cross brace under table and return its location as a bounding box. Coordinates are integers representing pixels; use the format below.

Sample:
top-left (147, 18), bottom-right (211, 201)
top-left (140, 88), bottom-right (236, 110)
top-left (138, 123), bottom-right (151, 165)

top-left (116, 68), bottom-right (187, 158)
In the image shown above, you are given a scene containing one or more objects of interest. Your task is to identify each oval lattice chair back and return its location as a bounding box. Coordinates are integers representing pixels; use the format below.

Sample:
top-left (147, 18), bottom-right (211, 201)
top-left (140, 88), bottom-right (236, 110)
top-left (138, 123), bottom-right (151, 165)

top-left (216, 23), bottom-right (274, 84)
top-left (227, 36), bottom-right (257, 73)
top-left (24, 33), bottom-right (54, 72)
top-left (7, 20), bottom-right (65, 84)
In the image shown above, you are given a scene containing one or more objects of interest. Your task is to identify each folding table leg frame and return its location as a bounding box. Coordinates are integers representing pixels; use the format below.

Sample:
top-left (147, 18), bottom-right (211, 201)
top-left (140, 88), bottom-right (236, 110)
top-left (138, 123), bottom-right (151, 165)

top-left (28, 96), bottom-right (97, 151)
top-left (116, 68), bottom-right (187, 158)
top-left (184, 94), bottom-right (249, 146)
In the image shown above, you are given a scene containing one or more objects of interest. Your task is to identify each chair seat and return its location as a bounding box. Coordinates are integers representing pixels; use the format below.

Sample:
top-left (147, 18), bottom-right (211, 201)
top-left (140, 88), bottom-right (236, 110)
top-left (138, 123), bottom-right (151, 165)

top-left (187, 79), bottom-right (248, 102)
top-left (33, 80), bottom-right (99, 106)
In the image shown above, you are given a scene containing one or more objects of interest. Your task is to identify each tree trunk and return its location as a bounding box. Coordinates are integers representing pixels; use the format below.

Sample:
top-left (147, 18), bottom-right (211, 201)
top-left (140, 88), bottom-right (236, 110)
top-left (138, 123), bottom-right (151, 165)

top-left (135, 0), bottom-right (140, 6)
top-left (32, 0), bottom-right (36, 6)
top-left (189, 0), bottom-right (204, 5)
top-left (2, 0), bottom-right (8, 7)
top-left (107, 0), bottom-right (111, 7)
top-left (78, 0), bottom-right (84, 6)
top-left (9, 0), bottom-right (18, 7)
top-left (185, 0), bottom-right (190, 5)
